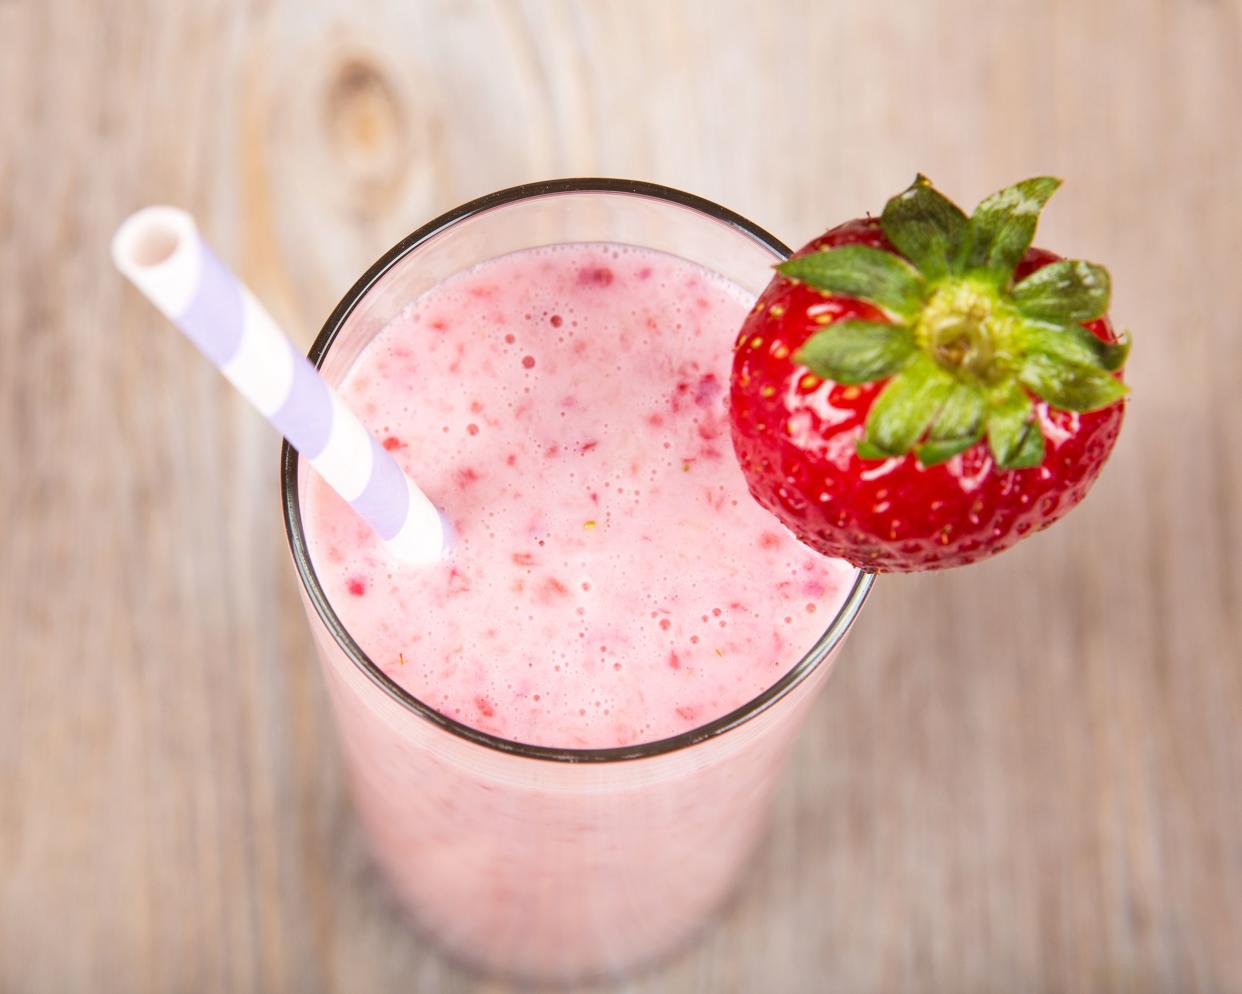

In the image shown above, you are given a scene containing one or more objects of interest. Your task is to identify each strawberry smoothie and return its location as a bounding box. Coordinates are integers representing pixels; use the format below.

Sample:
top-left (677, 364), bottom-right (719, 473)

top-left (286, 184), bottom-right (870, 981)
top-left (304, 243), bottom-right (853, 748)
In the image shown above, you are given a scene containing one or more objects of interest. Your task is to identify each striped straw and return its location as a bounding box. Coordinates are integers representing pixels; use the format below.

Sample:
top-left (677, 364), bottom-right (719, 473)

top-left (111, 206), bottom-right (448, 566)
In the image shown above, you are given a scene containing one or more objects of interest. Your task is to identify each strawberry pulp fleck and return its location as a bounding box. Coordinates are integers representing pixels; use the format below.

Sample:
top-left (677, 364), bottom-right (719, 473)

top-left (694, 373), bottom-right (722, 407)
top-left (347, 578), bottom-right (367, 597)
top-left (704, 487), bottom-right (727, 511)
top-left (577, 265), bottom-right (614, 287)
top-left (539, 576), bottom-right (571, 600)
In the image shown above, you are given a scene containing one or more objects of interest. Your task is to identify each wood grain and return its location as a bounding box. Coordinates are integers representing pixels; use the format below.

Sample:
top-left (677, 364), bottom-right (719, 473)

top-left (2, 0), bottom-right (1241, 990)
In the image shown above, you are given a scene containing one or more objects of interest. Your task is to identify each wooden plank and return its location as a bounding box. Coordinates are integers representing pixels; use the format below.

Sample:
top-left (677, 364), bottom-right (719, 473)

top-left (1, 0), bottom-right (1239, 990)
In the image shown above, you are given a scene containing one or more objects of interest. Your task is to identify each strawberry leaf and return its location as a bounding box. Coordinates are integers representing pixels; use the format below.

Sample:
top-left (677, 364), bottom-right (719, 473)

top-left (859, 354), bottom-right (956, 457)
top-left (855, 439), bottom-right (890, 460)
top-left (1020, 319), bottom-right (1131, 373)
top-left (916, 382), bottom-right (985, 465)
top-left (880, 175), bottom-right (969, 280)
top-left (987, 381), bottom-right (1045, 469)
top-left (795, 320), bottom-right (915, 384)
top-left (1101, 330), bottom-right (1133, 371)
top-left (918, 436), bottom-right (978, 465)
top-left (777, 246), bottom-right (925, 321)
top-left (1007, 418), bottom-right (1046, 467)
top-left (962, 177), bottom-right (1061, 283)
top-left (1018, 351), bottom-right (1128, 412)
top-left (1013, 259), bottom-right (1111, 322)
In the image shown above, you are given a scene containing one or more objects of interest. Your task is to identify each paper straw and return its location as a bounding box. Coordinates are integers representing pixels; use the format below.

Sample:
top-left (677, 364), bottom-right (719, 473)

top-left (111, 206), bottom-right (448, 566)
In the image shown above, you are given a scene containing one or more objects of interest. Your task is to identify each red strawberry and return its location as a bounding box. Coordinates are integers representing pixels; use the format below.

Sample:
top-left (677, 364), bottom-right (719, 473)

top-left (729, 176), bottom-right (1130, 572)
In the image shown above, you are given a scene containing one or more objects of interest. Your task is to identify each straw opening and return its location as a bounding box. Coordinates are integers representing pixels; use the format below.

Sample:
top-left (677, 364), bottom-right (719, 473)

top-left (127, 225), bottom-right (180, 267)
top-left (111, 207), bottom-right (198, 277)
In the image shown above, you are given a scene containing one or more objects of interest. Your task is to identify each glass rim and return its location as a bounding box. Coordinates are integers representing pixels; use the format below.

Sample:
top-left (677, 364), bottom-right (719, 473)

top-left (281, 177), bottom-right (876, 765)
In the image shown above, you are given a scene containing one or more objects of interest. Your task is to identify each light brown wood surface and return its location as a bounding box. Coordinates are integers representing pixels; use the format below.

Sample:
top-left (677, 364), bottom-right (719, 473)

top-left (3, 1), bottom-right (1240, 991)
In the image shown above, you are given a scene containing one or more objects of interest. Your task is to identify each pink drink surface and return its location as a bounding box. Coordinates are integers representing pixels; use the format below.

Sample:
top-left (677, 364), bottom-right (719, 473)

top-left (304, 243), bottom-right (854, 749)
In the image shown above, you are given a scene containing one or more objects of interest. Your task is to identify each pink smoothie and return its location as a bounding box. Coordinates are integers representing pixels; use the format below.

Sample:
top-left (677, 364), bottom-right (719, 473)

top-left (304, 243), bottom-right (854, 749)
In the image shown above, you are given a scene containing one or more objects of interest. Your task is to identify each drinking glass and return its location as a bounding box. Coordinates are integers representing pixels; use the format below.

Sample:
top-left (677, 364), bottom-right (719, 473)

top-left (282, 179), bottom-right (873, 983)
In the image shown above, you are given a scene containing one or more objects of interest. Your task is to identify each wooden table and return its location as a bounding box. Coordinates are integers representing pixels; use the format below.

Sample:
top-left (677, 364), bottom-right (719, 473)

top-left (3, 1), bottom-right (1240, 990)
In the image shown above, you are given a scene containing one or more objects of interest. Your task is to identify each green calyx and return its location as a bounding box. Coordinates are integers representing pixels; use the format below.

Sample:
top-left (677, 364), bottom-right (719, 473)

top-left (780, 175), bottom-right (1131, 469)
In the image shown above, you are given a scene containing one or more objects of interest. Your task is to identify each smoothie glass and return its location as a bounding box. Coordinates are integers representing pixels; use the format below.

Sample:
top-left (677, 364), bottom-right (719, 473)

top-left (281, 180), bottom-right (874, 982)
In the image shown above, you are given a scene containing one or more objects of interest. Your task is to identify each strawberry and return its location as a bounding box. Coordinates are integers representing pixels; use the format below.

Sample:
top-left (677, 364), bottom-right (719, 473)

top-left (729, 176), bottom-right (1130, 572)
